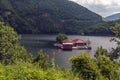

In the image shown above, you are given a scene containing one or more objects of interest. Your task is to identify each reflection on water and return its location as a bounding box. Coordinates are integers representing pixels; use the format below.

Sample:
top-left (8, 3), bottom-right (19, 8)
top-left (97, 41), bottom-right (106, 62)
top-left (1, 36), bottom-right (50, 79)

top-left (20, 35), bottom-right (116, 68)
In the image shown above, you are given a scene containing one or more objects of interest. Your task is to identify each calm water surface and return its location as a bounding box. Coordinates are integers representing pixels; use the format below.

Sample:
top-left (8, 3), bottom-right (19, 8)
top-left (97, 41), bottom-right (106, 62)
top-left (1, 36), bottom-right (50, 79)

top-left (20, 35), bottom-right (117, 68)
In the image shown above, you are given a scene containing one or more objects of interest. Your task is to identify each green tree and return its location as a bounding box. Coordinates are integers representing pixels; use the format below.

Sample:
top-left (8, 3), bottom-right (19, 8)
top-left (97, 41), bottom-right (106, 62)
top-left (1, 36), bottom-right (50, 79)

top-left (97, 55), bottom-right (119, 80)
top-left (70, 53), bottom-right (100, 80)
top-left (111, 23), bottom-right (120, 38)
top-left (110, 23), bottom-right (120, 60)
top-left (94, 46), bottom-right (108, 58)
top-left (33, 50), bottom-right (48, 69)
top-left (0, 22), bottom-right (30, 64)
top-left (56, 33), bottom-right (68, 42)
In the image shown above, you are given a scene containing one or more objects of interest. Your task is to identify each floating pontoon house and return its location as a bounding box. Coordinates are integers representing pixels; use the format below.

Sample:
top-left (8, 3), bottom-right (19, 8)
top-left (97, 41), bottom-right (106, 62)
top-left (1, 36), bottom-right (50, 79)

top-left (62, 39), bottom-right (87, 50)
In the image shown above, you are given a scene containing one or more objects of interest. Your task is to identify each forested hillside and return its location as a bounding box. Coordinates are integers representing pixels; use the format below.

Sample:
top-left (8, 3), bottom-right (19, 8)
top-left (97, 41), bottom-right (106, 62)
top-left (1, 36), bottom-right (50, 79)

top-left (0, 0), bottom-right (103, 34)
top-left (82, 21), bottom-right (115, 35)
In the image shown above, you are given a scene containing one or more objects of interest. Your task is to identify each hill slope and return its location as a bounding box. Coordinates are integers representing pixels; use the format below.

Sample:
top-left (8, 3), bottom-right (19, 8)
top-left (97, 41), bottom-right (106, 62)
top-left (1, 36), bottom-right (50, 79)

top-left (106, 13), bottom-right (120, 21)
top-left (0, 0), bottom-right (103, 34)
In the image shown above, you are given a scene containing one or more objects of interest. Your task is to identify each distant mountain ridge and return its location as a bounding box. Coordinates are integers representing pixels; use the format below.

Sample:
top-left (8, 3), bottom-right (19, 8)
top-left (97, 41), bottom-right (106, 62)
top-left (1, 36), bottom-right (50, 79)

top-left (0, 0), bottom-right (103, 34)
top-left (105, 13), bottom-right (120, 21)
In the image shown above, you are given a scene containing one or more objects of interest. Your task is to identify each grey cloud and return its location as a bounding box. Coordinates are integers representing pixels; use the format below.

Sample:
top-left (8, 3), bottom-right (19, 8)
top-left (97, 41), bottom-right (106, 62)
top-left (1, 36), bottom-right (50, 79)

top-left (84, 4), bottom-right (120, 17)
top-left (71, 0), bottom-right (120, 17)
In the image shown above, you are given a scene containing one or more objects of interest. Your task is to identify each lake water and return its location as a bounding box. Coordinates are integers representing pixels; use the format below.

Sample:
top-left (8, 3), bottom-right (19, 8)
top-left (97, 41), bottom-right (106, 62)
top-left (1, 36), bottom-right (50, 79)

top-left (20, 35), bottom-right (117, 68)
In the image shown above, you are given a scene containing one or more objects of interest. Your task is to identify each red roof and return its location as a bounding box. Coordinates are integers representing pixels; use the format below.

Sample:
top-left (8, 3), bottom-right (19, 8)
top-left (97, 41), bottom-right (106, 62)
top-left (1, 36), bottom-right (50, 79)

top-left (62, 39), bottom-right (73, 43)
top-left (62, 38), bottom-right (86, 44)
top-left (75, 39), bottom-right (86, 43)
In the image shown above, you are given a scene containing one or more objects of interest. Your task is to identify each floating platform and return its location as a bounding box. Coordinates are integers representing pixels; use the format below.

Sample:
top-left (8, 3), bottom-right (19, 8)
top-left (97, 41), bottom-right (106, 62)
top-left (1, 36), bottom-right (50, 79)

top-left (54, 43), bottom-right (91, 50)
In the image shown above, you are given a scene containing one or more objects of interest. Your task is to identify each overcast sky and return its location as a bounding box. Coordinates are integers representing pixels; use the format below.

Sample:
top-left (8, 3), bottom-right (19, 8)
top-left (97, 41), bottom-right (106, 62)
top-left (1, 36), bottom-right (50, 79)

top-left (70, 0), bottom-right (120, 17)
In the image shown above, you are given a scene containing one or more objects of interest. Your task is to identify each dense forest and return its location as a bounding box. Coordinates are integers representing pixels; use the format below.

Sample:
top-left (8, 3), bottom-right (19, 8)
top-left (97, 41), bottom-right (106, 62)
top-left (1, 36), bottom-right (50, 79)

top-left (0, 22), bottom-right (119, 80)
top-left (0, 0), bottom-right (104, 34)
top-left (81, 21), bottom-right (115, 35)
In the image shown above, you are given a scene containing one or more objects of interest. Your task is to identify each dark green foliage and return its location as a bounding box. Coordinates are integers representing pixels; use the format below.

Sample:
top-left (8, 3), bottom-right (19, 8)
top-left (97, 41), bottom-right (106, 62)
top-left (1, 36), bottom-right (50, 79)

top-left (70, 53), bottom-right (100, 80)
top-left (111, 23), bottom-right (120, 38)
top-left (110, 47), bottom-right (120, 60)
top-left (94, 46), bottom-right (108, 58)
top-left (56, 33), bottom-right (68, 42)
top-left (110, 23), bottom-right (120, 60)
top-left (0, 22), bottom-right (30, 64)
top-left (70, 52), bottom-right (120, 80)
top-left (97, 55), bottom-right (119, 79)
top-left (33, 50), bottom-right (48, 69)
top-left (0, 0), bottom-right (103, 34)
